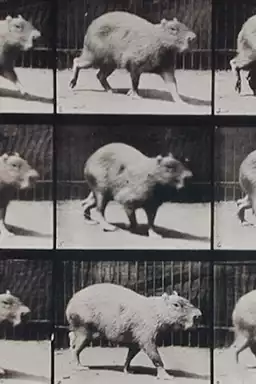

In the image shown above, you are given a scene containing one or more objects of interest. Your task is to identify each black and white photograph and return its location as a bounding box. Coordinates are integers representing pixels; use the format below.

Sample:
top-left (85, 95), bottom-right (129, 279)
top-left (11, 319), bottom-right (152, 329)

top-left (215, 1), bottom-right (256, 115)
top-left (57, 0), bottom-right (211, 115)
top-left (0, 256), bottom-right (52, 384)
top-left (0, 125), bottom-right (53, 249)
top-left (57, 125), bottom-right (211, 249)
top-left (0, 0), bottom-right (53, 114)
top-left (214, 261), bottom-right (256, 384)
top-left (54, 259), bottom-right (211, 384)
top-left (214, 127), bottom-right (256, 250)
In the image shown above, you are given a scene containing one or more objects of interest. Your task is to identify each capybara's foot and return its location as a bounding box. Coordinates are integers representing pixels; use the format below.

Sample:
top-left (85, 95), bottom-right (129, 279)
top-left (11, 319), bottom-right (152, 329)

top-left (69, 78), bottom-right (77, 89)
top-left (241, 220), bottom-right (255, 227)
top-left (127, 89), bottom-right (141, 99)
top-left (148, 229), bottom-right (162, 239)
top-left (156, 368), bottom-right (174, 380)
top-left (235, 80), bottom-right (241, 93)
top-left (0, 368), bottom-right (5, 377)
top-left (102, 222), bottom-right (117, 232)
top-left (0, 227), bottom-right (15, 239)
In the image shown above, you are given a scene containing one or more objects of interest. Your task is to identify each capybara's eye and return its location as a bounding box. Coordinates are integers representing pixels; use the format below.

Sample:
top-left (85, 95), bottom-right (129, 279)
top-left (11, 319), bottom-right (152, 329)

top-left (173, 303), bottom-right (179, 308)
top-left (2, 300), bottom-right (9, 305)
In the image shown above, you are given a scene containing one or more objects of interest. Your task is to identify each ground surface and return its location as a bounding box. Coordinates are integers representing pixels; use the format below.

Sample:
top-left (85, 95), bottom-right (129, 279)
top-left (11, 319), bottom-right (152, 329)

top-left (0, 201), bottom-right (53, 249)
top-left (215, 70), bottom-right (256, 115)
top-left (0, 340), bottom-right (50, 384)
top-left (214, 202), bottom-right (256, 250)
top-left (57, 69), bottom-right (211, 114)
top-left (55, 346), bottom-right (210, 384)
top-left (57, 200), bottom-right (210, 249)
top-left (0, 69), bottom-right (53, 114)
top-left (215, 347), bottom-right (256, 384)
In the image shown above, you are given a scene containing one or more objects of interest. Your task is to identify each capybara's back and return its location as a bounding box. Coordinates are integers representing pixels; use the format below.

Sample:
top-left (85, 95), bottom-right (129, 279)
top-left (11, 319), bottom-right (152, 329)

top-left (237, 15), bottom-right (256, 53)
top-left (232, 290), bottom-right (256, 338)
top-left (239, 150), bottom-right (256, 195)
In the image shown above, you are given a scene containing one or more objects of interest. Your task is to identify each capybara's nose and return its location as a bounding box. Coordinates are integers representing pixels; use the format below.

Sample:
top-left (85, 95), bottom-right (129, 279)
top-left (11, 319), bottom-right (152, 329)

top-left (193, 314), bottom-right (202, 325)
top-left (188, 32), bottom-right (196, 42)
top-left (29, 170), bottom-right (39, 182)
top-left (33, 30), bottom-right (41, 40)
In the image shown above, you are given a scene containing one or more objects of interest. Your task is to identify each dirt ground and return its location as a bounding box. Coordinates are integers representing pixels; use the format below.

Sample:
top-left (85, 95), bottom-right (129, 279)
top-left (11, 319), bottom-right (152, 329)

top-left (214, 202), bottom-right (256, 250)
top-left (0, 69), bottom-right (53, 114)
top-left (57, 200), bottom-right (210, 249)
top-left (215, 70), bottom-right (256, 115)
top-left (0, 201), bottom-right (53, 249)
top-left (57, 69), bottom-right (211, 114)
top-left (55, 346), bottom-right (210, 384)
top-left (0, 340), bottom-right (50, 384)
top-left (215, 347), bottom-right (256, 384)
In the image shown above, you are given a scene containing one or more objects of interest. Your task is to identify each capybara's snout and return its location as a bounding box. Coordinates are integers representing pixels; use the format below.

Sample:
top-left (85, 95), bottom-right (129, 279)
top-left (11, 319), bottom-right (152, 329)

top-left (187, 31), bottom-right (196, 43)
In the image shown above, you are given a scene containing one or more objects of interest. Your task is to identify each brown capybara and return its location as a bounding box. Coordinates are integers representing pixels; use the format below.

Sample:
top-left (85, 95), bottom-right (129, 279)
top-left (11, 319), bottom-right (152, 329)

top-left (69, 11), bottom-right (196, 103)
top-left (0, 152), bottom-right (39, 237)
top-left (230, 15), bottom-right (256, 94)
top-left (82, 143), bottom-right (192, 238)
top-left (236, 150), bottom-right (256, 225)
top-left (0, 15), bottom-right (41, 95)
top-left (66, 283), bottom-right (202, 380)
top-left (232, 290), bottom-right (256, 364)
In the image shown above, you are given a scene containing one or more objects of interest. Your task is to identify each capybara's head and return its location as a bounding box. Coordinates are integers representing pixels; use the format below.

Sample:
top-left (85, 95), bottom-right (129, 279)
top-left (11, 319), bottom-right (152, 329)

top-left (162, 291), bottom-right (202, 330)
top-left (160, 17), bottom-right (196, 52)
top-left (0, 153), bottom-right (39, 190)
top-left (155, 153), bottom-right (192, 190)
top-left (0, 290), bottom-right (30, 327)
top-left (5, 14), bottom-right (41, 51)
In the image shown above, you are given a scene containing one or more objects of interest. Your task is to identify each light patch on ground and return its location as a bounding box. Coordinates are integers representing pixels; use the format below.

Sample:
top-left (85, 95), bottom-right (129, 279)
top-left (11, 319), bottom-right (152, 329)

top-left (57, 200), bottom-right (210, 249)
top-left (57, 69), bottom-right (211, 115)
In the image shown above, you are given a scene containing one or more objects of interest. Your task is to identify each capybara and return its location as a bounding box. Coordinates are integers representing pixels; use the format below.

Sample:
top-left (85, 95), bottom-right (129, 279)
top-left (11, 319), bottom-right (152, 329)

top-left (69, 11), bottom-right (196, 103)
top-left (0, 152), bottom-right (39, 237)
top-left (232, 290), bottom-right (256, 363)
top-left (0, 290), bottom-right (30, 376)
top-left (236, 150), bottom-right (256, 225)
top-left (82, 143), bottom-right (192, 238)
top-left (230, 15), bottom-right (256, 94)
top-left (66, 283), bottom-right (202, 380)
top-left (0, 15), bottom-right (41, 95)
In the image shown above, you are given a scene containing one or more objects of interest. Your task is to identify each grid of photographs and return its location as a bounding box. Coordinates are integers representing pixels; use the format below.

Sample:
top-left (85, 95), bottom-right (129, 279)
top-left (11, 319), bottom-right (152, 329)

top-left (0, 1), bottom-right (256, 384)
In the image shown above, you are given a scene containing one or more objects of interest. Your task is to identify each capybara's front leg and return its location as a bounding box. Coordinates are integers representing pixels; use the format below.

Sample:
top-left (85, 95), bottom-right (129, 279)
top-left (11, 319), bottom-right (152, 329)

top-left (95, 192), bottom-right (117, 232)
top-left (161, 69), bottom-right (184, 103)
top-left (142, 343), bottom-right (173, 380)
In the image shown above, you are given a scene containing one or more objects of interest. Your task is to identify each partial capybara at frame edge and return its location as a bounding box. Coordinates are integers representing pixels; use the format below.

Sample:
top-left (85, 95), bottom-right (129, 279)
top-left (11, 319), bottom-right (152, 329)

top-left (236, 150), bottom-right (256, 226)
top-left (232, 290), bottom-right (256, 364)
top-left (66, 283), bottom-right (202, 380)
top-left (69, 11), bottom-right (196, 103)
top-left (0, 290), bottom-right (30, 377)
top-left (230, 14), bottom-right (256, 95)
top-left (0, 152), bottom-right (39, 238)
top-left (0, 14), bottom-right (41, 95)
top-left (82, 142), bottom-right (193, 238)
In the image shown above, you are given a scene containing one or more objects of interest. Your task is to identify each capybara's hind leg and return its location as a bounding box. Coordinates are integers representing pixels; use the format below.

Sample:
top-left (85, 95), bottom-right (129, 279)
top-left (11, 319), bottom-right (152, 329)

top-left (69, 330), bottom-right (90, 370)
top-left (123, 205), bottom-right (138, 233)
top-left (95, 192), bottom-right (116, 232)
top-left (234, 336), bottom-right (250, 363)
top-left (123, 346), bottom-right (140, 374)
top-left (96, 66), bottom-right (115, 92)
top-left (81, 192), bottom-right (97, 224)
top-left (236, 195), bottom-right (253, 225)
top-left (230, 54), bottom-right (252, 93)
top-left (161, 69), bottom-right (184, 103)
top-left (142, 343), bottom-right (173, 380)
top-left (69, 50), bottom-right (93, 89)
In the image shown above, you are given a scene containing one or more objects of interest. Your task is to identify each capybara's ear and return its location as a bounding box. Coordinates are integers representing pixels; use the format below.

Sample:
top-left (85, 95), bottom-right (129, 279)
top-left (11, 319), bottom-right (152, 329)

top-left (173, 17), bottom-right (178, 22)
top-left (18, 15), bottom-right (23, 19)
top-left (6, 15), bottom-right (12, 22)
top-left (172, 290), bottom-right (178, 296)
top-left (162, 292), bottom-right (169, 300)
top-left (161, 18), bottom-right (167, 26)
top-left (156, 155), bottom-right (163, 163)
top-left (2, 154), bottom-right (9, 161)
top-left (14, 152), bottom-right (20, 157)
top-left (6, 290), bottom-right (11, 295)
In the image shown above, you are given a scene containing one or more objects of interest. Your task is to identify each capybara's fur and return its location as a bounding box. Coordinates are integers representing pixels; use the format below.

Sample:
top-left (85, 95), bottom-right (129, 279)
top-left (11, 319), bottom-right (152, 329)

top-left (82, 143), bottom-right (192, 237)
top-left (0, 152), bottom-right (39, 236)
top-left (66, 283), bottom-right (202, 379)
top-left (232, 290), bottom-right (256, 363)
top-left (0, 290), bottom-right (30, 326)
top-left (236, 150), bottom-right (256, 225)
top-left (230, 15), bottom-right (256, 94)
top-left (69, 11), bottom-right (196, 103)
top-left (0, 15), bottom-right (41, 94)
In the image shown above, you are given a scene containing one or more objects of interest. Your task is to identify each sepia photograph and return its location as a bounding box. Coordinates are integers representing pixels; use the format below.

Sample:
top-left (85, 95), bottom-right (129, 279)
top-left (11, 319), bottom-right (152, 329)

top-left (54, 259), bottom-right (211, 384)
top-left (0, 256), bottom-right (52, 384)
top-left (57, 0), bottom-right (211, 115)
top-left (57, 125), bottom-right (211, 249)
top-left (214, 261), bottom-right (256, 384)
top-left (215, 1), bottom-right (256, 115)
top-left (0, 0), bottom-right (53, 114)
top-left (214, 127), bottom-right (256, 250)
top-left (0, 125), bottom-right (53, 249)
